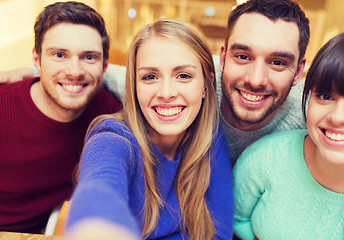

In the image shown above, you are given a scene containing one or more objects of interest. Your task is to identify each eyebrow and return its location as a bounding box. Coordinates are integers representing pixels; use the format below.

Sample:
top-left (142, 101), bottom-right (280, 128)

top-left (46, 47), bottom-right (67, 52)
top-left (270, 51), bottom-right (295, 62)
top-left (46, 47), bottom-right (102, 55)
top-left (137, 64), bottom-right (197, 72)
top-left (229, 43), bottom-right (296, 62)
top-left (230, 43), bottom-right (251, 51)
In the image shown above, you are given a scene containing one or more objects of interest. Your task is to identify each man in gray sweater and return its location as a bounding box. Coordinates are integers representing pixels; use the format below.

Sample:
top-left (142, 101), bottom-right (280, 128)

top-left (215, 0), bottom-right (309, 165)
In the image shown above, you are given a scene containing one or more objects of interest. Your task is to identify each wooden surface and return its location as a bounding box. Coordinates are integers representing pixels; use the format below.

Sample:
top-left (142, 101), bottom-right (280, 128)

top-left (0, 232), bottom-right (63, 240)
top-left (54, 200), bottom-right (70, 236)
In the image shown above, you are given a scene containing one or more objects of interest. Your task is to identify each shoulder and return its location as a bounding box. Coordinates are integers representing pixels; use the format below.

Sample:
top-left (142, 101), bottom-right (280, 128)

top-left (87, 117), bottom-right (139, 148)
top-left (284, 80), bottom-right (304, 111)
top-left (96, 88), bottom-right (122, 108)
top-left (80, 118), bottom-right (139, 180)
top-left (273, 81), bottom-right (306, 131)
top-left (210, 122), bottom-right (230, 156)
top-left (212, 124), bottom-right (230, 154)
top-left (0, 77), bottom-right (37, 91)
top-left (245, 129), bottom-right (307, 154)
top-left (87, 117), bottom-right (133, 141)
top-left (259, 128), bottom-right (307, 142)
top-left (236, 129), bottom-right (307, 170)
top-left (106, 63), bottom-right (126, 76)
top-left (289, 80), bottom-right (305, 98)
top-left (85, 88), bottom-right (122, 117)
top-left (212, 123), bottom-right (226, 147)
top-left (102, 64), bottom-right (126, 101)
top-left (84, 117), bottom-right (139, 159)
top-left (0, 78), bottom-right (38, 106)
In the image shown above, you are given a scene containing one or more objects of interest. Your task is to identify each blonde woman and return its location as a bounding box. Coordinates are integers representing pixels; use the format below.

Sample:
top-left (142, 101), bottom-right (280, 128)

top-left (65, 19), bottom-right (233, 240)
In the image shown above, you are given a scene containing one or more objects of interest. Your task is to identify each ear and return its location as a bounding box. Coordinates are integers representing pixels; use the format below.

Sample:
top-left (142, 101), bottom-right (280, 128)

top-left (32, 48), bottom-right (41, 74)
top-left (292, 57), bottom-right (306, 86)
top-left (203, 72), bottom-right (214, 98)
top-left (103, 59), bottom-right (109, 74)
top-left (219, 44), bottom-right (226, 73)
top-left (202, 88), bottom-right (206, 98)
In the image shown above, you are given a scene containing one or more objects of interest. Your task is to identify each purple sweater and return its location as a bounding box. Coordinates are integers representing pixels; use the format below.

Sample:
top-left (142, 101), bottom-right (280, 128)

top-left (67, 118), bottom-right (234, 239)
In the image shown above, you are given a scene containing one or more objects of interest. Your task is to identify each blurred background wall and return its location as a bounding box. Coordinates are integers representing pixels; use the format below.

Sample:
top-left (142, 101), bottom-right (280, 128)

top-left (1, 0), bottom-right (343, 71)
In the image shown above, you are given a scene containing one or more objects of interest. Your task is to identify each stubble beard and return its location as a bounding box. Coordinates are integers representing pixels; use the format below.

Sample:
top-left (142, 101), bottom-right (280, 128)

top-left (41, 80), bottom-right (98, 112)
top-left (221, 76), bottom-right (293, 127)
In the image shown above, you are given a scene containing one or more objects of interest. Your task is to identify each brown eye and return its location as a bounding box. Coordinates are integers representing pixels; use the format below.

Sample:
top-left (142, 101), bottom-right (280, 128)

top-left (272, 60), bottom-right (285, 66)
top-left (318, 94), bottom-right (333, 101)
top-left (142, 74), bottom-right (157, 81)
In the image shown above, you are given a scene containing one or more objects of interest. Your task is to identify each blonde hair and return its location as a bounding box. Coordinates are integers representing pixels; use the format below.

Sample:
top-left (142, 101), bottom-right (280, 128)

top-left (88, 19), bottom-right (218, 239)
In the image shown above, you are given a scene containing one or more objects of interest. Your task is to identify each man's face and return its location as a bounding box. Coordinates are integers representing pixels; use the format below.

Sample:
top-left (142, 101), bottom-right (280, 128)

top-left (220, 13), bottom-right (305, 131)
top-left (33, 23), bottom-right (106, 118)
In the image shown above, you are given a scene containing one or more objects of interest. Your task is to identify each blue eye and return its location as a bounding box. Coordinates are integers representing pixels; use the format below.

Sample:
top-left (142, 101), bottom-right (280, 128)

top-left (86, 55), bottom-right (96, 60)
top-left (55, 52), bottom-right (64, 58)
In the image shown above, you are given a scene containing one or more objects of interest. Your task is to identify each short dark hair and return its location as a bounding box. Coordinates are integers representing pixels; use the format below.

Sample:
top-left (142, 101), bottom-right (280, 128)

top-left (302, 33), bottom-right (344, 119)
top-left (225, 0), bottom-right (310, 63)
top-left (34, 1), bottom-right (109, 63)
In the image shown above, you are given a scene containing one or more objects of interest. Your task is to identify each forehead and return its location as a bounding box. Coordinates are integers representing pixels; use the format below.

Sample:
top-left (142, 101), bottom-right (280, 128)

top-left (136, 36), bottom-right (200, 67)
top-left (42, 23), bottom-right (103, 53)
top-left (229, 13), bottom-right (300, 59)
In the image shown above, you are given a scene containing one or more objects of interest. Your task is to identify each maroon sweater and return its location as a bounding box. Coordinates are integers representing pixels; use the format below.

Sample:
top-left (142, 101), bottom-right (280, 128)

top-left (0, 77), bottom-right (122, 233)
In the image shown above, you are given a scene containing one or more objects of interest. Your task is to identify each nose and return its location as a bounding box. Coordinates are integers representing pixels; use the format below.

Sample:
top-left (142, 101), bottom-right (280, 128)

top-left (245, 59), bottom-right (268, 88)
top-left (65, 57), bottom-right (85, 80)
top-left (329, 99), bottom-right (344, 125)
top-left (156, 78), bottom-right (178, 100)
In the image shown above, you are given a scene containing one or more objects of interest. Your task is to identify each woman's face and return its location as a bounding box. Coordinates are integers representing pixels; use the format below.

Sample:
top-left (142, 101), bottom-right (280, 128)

top-left (307, 90), bottom-right (344, 164)
top-left (135, 36), bottom-right (205, 144)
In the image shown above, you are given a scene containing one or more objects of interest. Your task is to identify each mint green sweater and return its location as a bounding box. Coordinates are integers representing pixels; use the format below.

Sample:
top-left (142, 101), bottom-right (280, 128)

top-left (233, 129), bottom-right (344, 240)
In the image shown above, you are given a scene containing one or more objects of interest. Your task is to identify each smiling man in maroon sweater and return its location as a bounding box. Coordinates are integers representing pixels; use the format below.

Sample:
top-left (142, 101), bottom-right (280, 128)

top-left (0, 2), bottom-right (121, 233)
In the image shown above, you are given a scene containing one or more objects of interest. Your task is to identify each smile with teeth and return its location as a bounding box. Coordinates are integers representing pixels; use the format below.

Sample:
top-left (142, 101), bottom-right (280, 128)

top-left (60, 83), bottom-right (85, 92)
top-left (324, 130), bottom-right (344, 141)
top-left (155, 106), bottom-right (183, 117)
top-left (240, 90), bottom-right (265, 102)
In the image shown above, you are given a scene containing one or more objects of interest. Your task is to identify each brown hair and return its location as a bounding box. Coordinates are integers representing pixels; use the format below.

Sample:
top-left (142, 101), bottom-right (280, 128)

top-left (225, 0), bottom-right (310, 63)
top-left (34, 1), bottom-right (109, 65)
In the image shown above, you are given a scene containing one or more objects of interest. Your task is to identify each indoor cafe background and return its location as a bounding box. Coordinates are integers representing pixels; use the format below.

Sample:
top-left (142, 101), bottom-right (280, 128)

top-left (0, 0), bottom-right (344, 72)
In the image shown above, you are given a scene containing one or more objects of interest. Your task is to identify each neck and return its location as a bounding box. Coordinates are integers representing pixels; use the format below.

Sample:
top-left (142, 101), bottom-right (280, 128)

top-left (30, 81), bottom-right (84, 123)
top-left (149, 132), bottom-right (185, 161)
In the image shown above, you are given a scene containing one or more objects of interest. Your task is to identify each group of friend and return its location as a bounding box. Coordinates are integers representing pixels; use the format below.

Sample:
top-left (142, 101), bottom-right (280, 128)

top-left (0, 0), bottom-right (343, 239)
